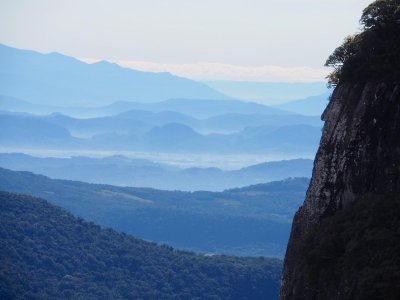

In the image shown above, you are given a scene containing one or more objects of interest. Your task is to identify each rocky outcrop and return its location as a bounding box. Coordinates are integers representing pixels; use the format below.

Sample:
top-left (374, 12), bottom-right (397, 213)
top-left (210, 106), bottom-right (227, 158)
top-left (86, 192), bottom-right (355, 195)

top-left (280, 81), bottom-right (400, 299)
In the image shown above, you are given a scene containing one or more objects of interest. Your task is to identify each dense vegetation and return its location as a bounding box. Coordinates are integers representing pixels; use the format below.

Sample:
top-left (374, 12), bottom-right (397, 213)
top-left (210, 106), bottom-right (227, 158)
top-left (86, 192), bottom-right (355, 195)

top-left (0, 191), bottom-right (282, 299)
top-left (295, 194), bottom-right (400, 299)
top-left (0, 168), bottom-right (307, 257)
top-left (325, 0), bottom-right (400, 86)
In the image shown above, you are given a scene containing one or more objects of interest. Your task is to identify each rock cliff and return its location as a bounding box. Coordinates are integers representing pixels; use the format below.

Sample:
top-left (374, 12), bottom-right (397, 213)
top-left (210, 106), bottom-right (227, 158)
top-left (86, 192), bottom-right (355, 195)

top-left (280, 1), bottom-right (400, 298)
top-left (279, 80), bottom-right (400, 299)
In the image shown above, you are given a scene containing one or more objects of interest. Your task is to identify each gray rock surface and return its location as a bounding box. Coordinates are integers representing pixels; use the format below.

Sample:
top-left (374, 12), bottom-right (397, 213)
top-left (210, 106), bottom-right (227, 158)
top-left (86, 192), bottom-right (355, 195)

top-left (280, 81), bottom-right (400, 299)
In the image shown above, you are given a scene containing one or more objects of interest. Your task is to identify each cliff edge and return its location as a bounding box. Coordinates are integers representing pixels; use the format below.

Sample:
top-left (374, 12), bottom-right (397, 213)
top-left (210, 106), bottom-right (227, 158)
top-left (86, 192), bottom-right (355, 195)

top-left (280, 1), bottom-right (400, 299)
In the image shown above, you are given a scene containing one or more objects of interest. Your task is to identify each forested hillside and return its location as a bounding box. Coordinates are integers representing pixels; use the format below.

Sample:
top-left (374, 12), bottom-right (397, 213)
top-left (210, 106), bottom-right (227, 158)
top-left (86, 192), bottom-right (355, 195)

top-left (0, 191), bottom-right (282, 299)
top-left (0, 168), bottom-right (307, 257)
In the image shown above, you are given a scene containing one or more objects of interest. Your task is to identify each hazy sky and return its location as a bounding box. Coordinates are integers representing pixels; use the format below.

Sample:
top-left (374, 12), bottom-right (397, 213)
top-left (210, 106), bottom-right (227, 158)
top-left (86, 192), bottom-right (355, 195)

top-left (1, 0), bottom-right (372, 81)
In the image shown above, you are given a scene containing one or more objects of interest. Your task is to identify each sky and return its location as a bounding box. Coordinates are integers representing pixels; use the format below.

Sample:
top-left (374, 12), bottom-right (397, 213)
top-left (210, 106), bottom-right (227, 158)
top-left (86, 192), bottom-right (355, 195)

top-left (0, 0), bottom-right (372, 82)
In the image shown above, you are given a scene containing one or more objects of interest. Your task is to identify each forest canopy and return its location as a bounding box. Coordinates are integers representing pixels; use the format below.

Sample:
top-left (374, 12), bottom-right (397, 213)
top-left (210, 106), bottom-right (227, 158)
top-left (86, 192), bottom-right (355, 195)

top-left (0, 191), bottom-right (282, 299)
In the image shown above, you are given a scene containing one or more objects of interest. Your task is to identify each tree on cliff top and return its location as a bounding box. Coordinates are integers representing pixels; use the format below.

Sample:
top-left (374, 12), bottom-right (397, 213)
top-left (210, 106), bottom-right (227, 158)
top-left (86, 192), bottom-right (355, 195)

top-left (325, 0), bottom-right (400, 86)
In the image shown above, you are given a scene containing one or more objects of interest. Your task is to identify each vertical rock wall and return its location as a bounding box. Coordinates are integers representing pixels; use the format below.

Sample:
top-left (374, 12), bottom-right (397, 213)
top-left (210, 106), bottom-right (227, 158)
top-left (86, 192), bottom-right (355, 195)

top-left (280, 81), bottom-right (400, 299)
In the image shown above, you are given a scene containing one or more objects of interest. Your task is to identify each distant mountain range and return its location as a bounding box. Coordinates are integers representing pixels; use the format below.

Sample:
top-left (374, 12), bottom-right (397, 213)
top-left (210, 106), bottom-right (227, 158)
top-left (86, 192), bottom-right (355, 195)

top-left (204, 80), bottom-right (329, 104)
top-left (275, 92), bottom-right (331, 116)
top-left (0, 153), bottom-right (313, 191)
top-left (1, 94), bottom-right (290, 119)
top-left (0, 167), bottom-right (308, 257)
top-left (0, 44), bottom-right (324, 196)
top-left (0, 44), bottom-right (228, 106)
top-left (0, 111), bottom-right (322, 155)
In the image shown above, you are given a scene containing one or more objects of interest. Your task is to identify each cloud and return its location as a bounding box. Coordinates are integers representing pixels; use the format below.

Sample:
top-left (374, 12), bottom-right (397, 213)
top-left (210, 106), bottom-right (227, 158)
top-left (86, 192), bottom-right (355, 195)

top-left (80, 58), bottom-right (328, 82)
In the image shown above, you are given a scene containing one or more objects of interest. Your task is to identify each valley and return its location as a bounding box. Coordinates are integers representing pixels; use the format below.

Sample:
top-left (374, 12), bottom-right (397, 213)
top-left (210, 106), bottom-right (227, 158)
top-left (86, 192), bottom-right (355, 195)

top-left (1, 1), bottom-right (398, 299)
top-left (0, 167), bottom-right (308, 258)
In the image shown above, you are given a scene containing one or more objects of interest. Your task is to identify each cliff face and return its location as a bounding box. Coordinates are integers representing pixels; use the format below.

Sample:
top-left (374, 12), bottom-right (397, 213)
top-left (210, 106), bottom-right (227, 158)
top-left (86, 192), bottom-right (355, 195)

top-left (280, 81), bottom-right (400, 299)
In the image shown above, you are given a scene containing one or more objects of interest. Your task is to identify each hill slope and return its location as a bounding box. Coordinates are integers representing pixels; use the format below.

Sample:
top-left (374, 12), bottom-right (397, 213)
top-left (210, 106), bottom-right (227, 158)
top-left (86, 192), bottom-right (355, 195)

top-left (0, 168), bottom-right (308, 257)
top-left (0, 191), bottom-right (282, 299)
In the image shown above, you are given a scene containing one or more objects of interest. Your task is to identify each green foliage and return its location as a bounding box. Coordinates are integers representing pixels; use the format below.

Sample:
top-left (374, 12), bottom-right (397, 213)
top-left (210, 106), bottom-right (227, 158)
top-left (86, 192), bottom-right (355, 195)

top-left (0, 191), bottom-right (282, 299)
top-left (296, 194), bottom-right (400, 299)
top-left (361, 0), bottom-right (400, 28)
top-left (325, 35), bottom-right (362, 86)
top-left (325, 0), bottom-right (400, 86)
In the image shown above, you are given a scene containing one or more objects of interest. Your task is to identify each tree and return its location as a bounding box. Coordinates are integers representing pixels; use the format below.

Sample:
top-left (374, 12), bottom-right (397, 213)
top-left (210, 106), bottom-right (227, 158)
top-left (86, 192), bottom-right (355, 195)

top-left (361, 0), bottom-right (400, 29)
top-left (325, 0), bottom-right (400, 86)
